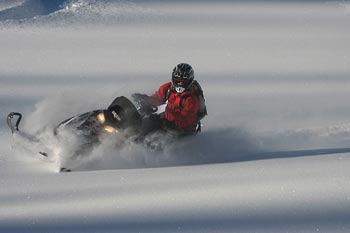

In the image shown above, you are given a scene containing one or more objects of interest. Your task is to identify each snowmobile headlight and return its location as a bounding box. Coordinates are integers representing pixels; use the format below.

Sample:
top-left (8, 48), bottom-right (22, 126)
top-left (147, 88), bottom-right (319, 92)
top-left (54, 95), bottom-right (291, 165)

top-left (97, 112), bottom-right (106, 124)
top-left (104, 125), bottom-right (118, 134)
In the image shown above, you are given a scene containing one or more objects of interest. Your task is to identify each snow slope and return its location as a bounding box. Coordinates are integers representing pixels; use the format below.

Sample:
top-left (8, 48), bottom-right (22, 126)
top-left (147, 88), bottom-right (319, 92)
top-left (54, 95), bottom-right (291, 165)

top-left (1, 154), bottom-right (349, 233)
top-left (1, 0), bottom-right (350, 232)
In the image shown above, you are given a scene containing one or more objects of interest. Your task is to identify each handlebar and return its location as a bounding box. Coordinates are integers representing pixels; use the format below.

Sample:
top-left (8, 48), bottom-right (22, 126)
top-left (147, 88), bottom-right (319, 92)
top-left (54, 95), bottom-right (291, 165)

top-left (132, 93), bottom-right (158, 115)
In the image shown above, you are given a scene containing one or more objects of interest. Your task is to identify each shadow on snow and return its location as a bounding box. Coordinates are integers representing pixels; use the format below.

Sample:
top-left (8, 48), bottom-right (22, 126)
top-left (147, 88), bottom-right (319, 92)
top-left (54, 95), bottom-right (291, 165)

top-left (0, 0), bottom-right (66, 21)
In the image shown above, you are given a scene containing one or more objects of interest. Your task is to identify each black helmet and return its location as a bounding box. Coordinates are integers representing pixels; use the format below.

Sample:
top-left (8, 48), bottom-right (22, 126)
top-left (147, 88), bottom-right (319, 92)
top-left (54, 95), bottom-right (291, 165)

top-left (172, 63), bottom-right (194, 93)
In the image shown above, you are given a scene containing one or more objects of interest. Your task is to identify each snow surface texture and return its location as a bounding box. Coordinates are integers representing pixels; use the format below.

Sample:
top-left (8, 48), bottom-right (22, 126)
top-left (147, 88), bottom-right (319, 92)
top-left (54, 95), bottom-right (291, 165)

top-left (0, 0), bottom-right (350, 232)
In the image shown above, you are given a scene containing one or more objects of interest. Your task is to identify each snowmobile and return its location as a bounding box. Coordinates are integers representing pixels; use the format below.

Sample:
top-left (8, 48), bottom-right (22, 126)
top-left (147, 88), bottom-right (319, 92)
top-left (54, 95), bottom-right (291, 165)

top-left (6, 95), bottom-right (177, 172)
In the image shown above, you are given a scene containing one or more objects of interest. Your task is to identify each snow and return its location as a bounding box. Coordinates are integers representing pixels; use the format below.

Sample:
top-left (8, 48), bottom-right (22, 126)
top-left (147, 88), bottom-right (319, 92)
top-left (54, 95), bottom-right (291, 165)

top-left (1, 0), bottom-right (350, 232)
top-left (1, 154), bottom-right (349, 233)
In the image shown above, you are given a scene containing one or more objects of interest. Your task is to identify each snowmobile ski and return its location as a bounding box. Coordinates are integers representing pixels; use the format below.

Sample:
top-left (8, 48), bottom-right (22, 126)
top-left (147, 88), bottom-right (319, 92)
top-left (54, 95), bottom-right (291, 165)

top-left (7, 112), bottom-right (22, 134)
top-left (60, 168), bottom-right (72, 173)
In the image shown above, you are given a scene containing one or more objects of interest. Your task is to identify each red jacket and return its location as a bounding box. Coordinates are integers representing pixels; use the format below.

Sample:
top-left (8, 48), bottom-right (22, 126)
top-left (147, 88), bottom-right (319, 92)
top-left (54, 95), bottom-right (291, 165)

top-left (150, 82), bottom-right (200, 132)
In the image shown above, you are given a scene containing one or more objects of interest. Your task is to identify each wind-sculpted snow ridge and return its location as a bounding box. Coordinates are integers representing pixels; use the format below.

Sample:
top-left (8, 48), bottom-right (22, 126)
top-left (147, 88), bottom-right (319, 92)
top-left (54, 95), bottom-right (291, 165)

top-left (0, 0), bottom-right (161, 27)
top-left (0, 0), bottom-right (26, 11)
top-left (50, 0), bottom-right (160, 26)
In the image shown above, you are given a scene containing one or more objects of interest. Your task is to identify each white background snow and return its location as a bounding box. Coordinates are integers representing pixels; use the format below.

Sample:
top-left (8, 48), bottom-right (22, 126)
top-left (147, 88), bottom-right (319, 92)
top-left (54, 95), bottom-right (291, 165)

top-left (0, 0), bottom-right (350, 232)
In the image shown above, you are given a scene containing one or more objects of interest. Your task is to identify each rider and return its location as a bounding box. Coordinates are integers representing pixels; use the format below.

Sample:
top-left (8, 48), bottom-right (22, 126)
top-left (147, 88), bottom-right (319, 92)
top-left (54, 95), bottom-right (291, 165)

top-left (135, 63), bottom-right (201, 135)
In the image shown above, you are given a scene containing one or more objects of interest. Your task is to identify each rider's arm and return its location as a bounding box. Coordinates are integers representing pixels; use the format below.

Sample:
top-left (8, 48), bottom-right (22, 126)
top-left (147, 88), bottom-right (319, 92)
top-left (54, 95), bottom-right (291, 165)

top-left (149, 82), bottom-right (172, 106)
top-left (174, 95), bottom-right (200, 130)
